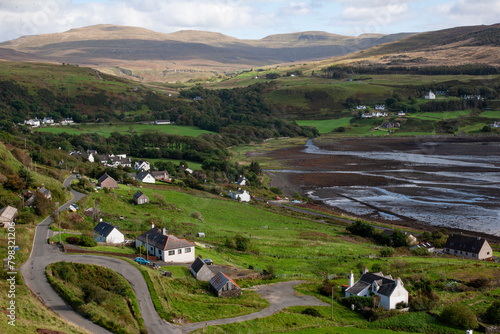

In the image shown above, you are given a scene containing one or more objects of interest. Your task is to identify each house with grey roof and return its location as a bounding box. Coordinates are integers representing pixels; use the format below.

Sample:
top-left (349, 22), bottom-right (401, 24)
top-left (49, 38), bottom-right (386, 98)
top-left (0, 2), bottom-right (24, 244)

top-left (209, 271), bottom-right (241, 297)
top-left (97, 173), bottom-right (118, 189)
top-left (93, 221), bottom-right (124, 244)
top-left (443, 234), bottom-right (493, 260)
top-left (133, 191), bottom-right (149, 205)
top-left (190, 257), bottom-right (214, 281)
top-left (345, 268), bottom-right (408, 310)
top-left (0, 206), bottom-right (18, 228)
top-left (137, 171), bottom-right (155, 184)
top-left (135, 225), bottom-right (195, 263)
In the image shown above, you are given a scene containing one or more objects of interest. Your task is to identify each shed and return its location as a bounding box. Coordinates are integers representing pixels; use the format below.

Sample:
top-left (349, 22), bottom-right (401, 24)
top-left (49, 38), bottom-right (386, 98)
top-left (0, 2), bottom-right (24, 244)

top-left (209, 271), bottom-right (241, 297)
top-left (133, 191), bottom-right (149, 205)
top-left (0, 206), bottom-right (18, 228)
top-left (97, 173), bottom-right (118, 189)
top-left (190, 257), bottom-right (214, 281)
top-left (197, 232), bottom-right (205, 237)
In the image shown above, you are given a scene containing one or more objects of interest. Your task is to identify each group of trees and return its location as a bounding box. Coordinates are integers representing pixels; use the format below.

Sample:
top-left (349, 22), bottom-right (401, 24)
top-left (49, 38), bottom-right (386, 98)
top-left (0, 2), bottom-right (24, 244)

top-left (346, 221), bottom-right (409, 249)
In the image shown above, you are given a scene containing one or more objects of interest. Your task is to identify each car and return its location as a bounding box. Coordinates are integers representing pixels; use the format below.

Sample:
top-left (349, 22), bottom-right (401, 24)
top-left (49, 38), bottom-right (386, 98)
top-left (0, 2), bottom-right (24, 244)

top-left (135, 257), bottom-right (150, 265)
top-left (203, 258), bottom-right (213, 265)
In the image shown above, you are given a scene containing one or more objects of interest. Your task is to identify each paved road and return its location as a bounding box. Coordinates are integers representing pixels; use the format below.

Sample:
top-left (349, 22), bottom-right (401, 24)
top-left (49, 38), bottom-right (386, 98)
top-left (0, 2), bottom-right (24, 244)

top-left (21, 175), bottom-right (327, 334)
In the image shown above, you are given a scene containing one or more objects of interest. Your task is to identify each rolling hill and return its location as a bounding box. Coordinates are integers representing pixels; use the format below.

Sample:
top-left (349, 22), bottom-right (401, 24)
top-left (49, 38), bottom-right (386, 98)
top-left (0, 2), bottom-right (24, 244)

top-left (0, 24), bottom-right (412, 81)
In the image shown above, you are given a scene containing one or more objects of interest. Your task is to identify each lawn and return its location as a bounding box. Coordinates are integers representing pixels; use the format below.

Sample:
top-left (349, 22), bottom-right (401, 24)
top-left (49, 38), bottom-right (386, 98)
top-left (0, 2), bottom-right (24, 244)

top-left (408, 110), bottom-right (473, 121)
top-left (36, 123), bottom-right (214, 138)
top-left (481, 110), bottom-right (500, 118)
top-left (296, 117), bottom-right (353, 133)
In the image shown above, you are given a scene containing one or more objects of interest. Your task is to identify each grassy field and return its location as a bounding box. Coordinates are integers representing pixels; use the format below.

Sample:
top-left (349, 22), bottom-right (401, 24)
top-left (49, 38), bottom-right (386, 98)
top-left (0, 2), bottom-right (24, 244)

top-left (481, 110), bottom-right (500, 118)
top-left (36, 123), bottom-right (213, 138)
top-left (296, 117), bottom-right (352, 133)
top-left (47, 262), bottom-right (145, 334)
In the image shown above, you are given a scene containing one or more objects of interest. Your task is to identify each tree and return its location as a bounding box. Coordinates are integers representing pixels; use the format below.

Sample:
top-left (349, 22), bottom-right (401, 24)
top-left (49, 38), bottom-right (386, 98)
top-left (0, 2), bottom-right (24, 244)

top-left (485, 301), bottom-right (500, 325)
top-left (440, 304), bottom-right (478, 329)
top-left (4, 174), bottom-right (25, 191)
top-left (347, 221), bottom-right (374, 238)
top-left (391, 230), bottom-right (408, 247)
top-left (249, 161), bottom-right (261, 175)
top-left (33, 191), bottom-right (52, 216)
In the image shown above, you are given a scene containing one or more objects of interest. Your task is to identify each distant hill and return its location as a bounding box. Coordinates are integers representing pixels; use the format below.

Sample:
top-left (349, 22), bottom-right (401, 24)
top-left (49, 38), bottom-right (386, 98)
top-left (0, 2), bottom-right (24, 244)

top-left (0, 47), bottom-right (51, 63)
top-left (0, 24), bottom-right (412, 81)
top-left (330, 23), bottom-right (500, 67)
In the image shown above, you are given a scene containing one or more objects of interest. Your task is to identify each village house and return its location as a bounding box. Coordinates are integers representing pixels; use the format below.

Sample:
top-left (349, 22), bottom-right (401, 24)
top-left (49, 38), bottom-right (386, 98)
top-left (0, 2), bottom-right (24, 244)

top-left (135, 225), bottom-right (195, 262)
top-left (154, 119), bottom-right (171, 125)
top-left (108, 156), bottom-right (132, 168)
top-left (97, 173), bottom-right (118, 189)
top-left (93, 221), bottom-right (124, 244)
top-left (0, 206), bottom-right (18, 228)
top-left (190, 257), bottom-right (214, 281)
top-left (24, 119), bottom-right (41, 127)
top-left (490, 121), bottom-right (499, 128)
top-left (424, 90), bottom-right (436, 100)
top-left (235, 176), bottom-right (247, 186)
top-left (356, 105), bottom-right (367, 110)
top-left (345, 268), bottom-right (408, 310)
top-left (42, 117), bottom-right (54, 125)
top-left (209, 271), bottom-right (242, 297)
top-left (409, 242), bottom-right (435, 253)
top-left (134, 160), bottom-right (151, 172)
top-left (133, 191), bottom-right (149, 205)
top-left (443, 234), bottom-right (493, 260)
top-left (60, 118), bottom-right (74, 125)
top-left (151, 171), bottom-right (170, 181)
top-left (397, 111), bottom-right (406, 116)
top-left (381, 122), bottom-right (401, 129)
top-left (229, 189), bottom-right (251, 202)
top-left (375, 104), bottom-right (386, 110)
top-left (38, 185), bottom-right (52, 200)
top-left (137, 171), bottom-right (155, 184)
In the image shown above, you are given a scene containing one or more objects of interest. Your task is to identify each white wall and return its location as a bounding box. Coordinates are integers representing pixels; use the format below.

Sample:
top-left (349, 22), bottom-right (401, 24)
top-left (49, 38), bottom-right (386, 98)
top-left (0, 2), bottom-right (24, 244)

top-left (163, 246), bottom-right (195, 263)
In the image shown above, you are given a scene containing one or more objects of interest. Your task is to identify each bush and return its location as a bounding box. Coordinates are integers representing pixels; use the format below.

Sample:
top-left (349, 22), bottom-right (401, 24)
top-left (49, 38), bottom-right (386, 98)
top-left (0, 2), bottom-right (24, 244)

top-left (135, 245), bottom-right (146, 255)
top-left (379, 247), bottom-right (395, 257)
top-left (484, 301), bottom-right (500, 325)
top-left (270, 187), bottom-right (282, 195)
top-left (79, 235), bottom-right (97, 247)
top-left (301, 308), bottom-right (322, 318)
top-left (319, 278), bottom-right (336, 297)
top-left (65, 236), bottom-right (80, 245)
top-left (347, 221), bottom-right (374, 238)
top-left (440, 304), bottom-right (478, 329)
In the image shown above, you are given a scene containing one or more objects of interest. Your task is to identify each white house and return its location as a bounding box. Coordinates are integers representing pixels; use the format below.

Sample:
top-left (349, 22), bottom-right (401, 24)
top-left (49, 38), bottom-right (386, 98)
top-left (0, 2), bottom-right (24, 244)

top-left (93, 221), bottom-right (124, 244)
top-left (356, 105), bottom-right (367, 110)
top-left (236, 176), bottom-right (247, 186)
top-left (345, 268), bottom-right (408, 310)
top-left (60, 118), bottom-right (74, 125)
top-left (375, 105), bottom-right (386, 110)
top-left (42, 117), bottom-right (54, 125)
top-left (135, 225), bottom-right (195, 262)
top-left (443, 234), bottom-right (493, 260)
top-left (134, 160), bottom-right (151, 172)
top-left (25, 119), bottom-right (41, 127)
top-left (229, 189), bottom-right (251, 202)
top-left (397, 111), bottom-right (406, 116)
top-left (137, 171), bottom-right (155, 184)
top-left (424, 90), bottom-right (436, 100)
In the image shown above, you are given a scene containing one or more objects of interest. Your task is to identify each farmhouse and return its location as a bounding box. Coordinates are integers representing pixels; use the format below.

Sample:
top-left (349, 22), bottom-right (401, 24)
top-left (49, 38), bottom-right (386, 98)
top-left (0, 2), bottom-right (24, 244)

top-left (345, 268), bottom-right (408, 310)
top-left (24, 119), bottom-right (41, 127)
top-left (443, 234), bottom-right (493, 260)
top-left (137, 171), bottom-right (155, 184)
top-left (356, 105), bottom-right (367, 110)
top-left (424, 90), bottom-right (436, 100)
top-left (209, 271), bottom-right (241, 297)
top-left (190, 257), bottom-right (214, 281)
top-left (97, 173), bottom-right (118, 189)
top-left (135, 225), bottom-right (195, 262)
top-left (133, 191), bottom-right (149, 205)
top-left (235, 176), bottom-right (247, 186)
top-left (134, 160), bottom-right (150, 172)
top-left (42, 117), bottom-right (54, 125)
top-left (93, 221), bottom-right (124, 244)
top-left (151, 171), bottom-right (170, 181)
top-left (38, 186), bottom-right (52, 200)
top-left (0, 206), bottom-right (18, 228)
top-left (229, 189), bottom-right (251, 202)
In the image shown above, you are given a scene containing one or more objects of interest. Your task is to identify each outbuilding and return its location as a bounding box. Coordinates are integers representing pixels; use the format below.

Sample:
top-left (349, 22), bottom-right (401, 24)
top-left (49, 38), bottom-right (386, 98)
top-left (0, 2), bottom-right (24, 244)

top-left (209, 271), bottom-right (241, 297)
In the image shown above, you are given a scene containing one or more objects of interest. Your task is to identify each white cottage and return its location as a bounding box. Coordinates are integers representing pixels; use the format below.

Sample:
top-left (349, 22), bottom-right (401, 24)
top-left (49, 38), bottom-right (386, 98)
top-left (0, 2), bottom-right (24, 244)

top-left (137, 171), bottom-right (155, 184)
top-left (93, 221), bottom-right (124, 244)
top-left (135, 226), bottom-right (195, 263)
top-left (229, 189), bottom-right (251, 202)
top-left (424, 90), bottom-right (436, 100)
top-left (345, 268), bottom-right (408, 310)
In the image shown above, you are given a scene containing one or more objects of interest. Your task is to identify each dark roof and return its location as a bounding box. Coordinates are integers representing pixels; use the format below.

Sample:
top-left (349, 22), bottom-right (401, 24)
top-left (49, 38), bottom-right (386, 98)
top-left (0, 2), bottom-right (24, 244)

top-left (39, 186), bottom-right (51, 197)
top-left (98, 173), bottom-right (115, 184)
top-left (346, 272), bottom-right (397, 297)
top-left (209, 271), bottom-right (240, 291)
top-left (444, 234), bottom-right (488, 254)
top-left (133, 191), bottom-right (148, 200)
top-left (136, 227), bottom-right (194, 251)
top-left (137, 171), bottom-right (153, 180)
top-left (93, 222), bottom-right (119, 237)
top-left (190, 257), bottom-right (207, 274)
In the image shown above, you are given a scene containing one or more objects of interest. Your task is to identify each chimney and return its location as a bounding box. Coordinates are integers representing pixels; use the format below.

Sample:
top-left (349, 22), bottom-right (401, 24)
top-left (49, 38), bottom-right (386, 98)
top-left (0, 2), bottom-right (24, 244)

top-left (363, 267), bottom-right (369, 275)
top-left (162, 227), bottom-right (168, 236)
top-left (151, 223), bottom-right (155, 229)
top-left (100, 218), bottom-right (102, 222)
top-left (349, 271), bottom-right (354, 287)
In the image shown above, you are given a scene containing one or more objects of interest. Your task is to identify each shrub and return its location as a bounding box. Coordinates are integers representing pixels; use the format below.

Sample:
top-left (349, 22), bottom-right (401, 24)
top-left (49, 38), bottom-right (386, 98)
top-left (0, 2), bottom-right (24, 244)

top-left (467, 277), bottom-right (490, 289)
top-left (347, 221), bottom-right (374, 238)
top-left (342, 295), bottom-right (372, 309)
top-left (319, 278), bottom-right (336, 297)
top-left (301, 308), bottom-right (322, 318)
top-left (440, 304), bottom-right (478, 329)
top-left (379, 247), bottom-right (395, 257)
top-left (371, 263), bottom-right (383, 272)
top-left (135, 245), bottom-right (146, 255)
top-left (65, 236), bottom-right (80, 245)
top-left (270, 187), bottom-right (282, 195)
top-left (484, 301), bottom-right (500, 325)
top-left (79, 235), bottom-right (97, 247)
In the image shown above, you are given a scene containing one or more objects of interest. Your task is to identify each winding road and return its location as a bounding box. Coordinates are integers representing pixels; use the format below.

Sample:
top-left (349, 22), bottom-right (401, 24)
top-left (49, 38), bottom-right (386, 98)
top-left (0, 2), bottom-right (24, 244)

top-left (21, 174), bottom-right (328, 334)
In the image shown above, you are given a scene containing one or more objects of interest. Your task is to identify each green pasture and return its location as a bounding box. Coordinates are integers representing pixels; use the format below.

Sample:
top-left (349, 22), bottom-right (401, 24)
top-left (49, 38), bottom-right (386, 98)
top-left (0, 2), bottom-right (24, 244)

top-left (481, 110), bottom-right (500, 118)
top-left (408, 110), bottom-right (473, 121)
top-left (296, 118), bottom-right (352, 133)
top-left (36, 123), bottom-right (213, 138)
top-left (135, 157), bottom-right (203, 171)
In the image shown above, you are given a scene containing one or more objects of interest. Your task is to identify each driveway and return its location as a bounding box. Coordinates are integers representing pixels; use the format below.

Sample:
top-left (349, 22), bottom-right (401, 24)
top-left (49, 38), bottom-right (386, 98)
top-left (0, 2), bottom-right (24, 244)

top-left (21, 174), bottom-right (328, 334)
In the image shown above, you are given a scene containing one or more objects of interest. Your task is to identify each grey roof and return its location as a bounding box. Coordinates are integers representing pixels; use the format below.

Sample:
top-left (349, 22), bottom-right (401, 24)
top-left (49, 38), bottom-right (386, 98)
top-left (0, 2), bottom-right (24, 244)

top-left (0, 206), bottom-right (18, 222)
top-left (444, 234), bottom-right (488, 254)
top-left (136, 228), bottom-right (194, 251)
top-left (133, 191), bottom-right (148, 201)
top-left (190, 257), bottom-right (207, 274)
top-left (39, 186), bottom-right (51, 198)
top-left (137, 171), bottom-right (153, 181)
top-left (209, 271), bottom-right (240, 292)
top-left (346, 272), bottom-right (398, 297)
top-left (93, 222), bottom-right (119, 238)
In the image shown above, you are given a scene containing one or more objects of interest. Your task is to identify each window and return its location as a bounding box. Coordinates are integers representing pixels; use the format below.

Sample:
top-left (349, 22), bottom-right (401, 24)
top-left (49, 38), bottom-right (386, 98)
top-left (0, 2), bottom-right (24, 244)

top-left (168, 250), bottom-right (175, 256)
top-left (185, 248), bottom-right (191, 253)
top-left (178, 249), bottom-right (182, 254)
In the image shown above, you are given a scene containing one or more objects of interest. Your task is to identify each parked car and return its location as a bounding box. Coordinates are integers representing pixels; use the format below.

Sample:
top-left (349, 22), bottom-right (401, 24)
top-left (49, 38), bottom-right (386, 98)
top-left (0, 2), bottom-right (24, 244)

top-left (135, 257), bottom-right (150, 265)
top-left (203, 258), bottom-right (214, 265)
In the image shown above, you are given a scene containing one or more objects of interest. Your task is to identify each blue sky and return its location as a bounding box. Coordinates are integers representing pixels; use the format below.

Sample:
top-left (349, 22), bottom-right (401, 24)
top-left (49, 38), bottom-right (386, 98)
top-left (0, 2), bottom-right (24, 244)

top-left (0, 0), bottom-right (499, 42)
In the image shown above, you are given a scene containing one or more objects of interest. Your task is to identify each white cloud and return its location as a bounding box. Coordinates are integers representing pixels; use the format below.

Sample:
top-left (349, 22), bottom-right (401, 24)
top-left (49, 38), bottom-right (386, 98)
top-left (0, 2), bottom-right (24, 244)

top-left (281, 2), bottom-right (312, 15)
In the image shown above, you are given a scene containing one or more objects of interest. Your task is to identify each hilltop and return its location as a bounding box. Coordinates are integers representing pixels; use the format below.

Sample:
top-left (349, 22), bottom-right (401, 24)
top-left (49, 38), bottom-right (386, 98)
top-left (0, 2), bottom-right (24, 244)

top-left (0, 24), bottom-right (412, 82)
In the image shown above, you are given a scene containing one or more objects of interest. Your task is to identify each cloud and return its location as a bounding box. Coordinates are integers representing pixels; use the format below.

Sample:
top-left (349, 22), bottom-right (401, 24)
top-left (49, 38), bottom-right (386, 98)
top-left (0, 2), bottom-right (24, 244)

top-left (434, 0), bottom-right (500, 25)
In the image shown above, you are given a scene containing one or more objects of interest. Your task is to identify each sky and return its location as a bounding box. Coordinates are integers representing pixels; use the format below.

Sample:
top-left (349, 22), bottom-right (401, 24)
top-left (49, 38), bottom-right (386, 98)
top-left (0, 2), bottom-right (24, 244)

top-left (0, 0), bottom-right (499, 42)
